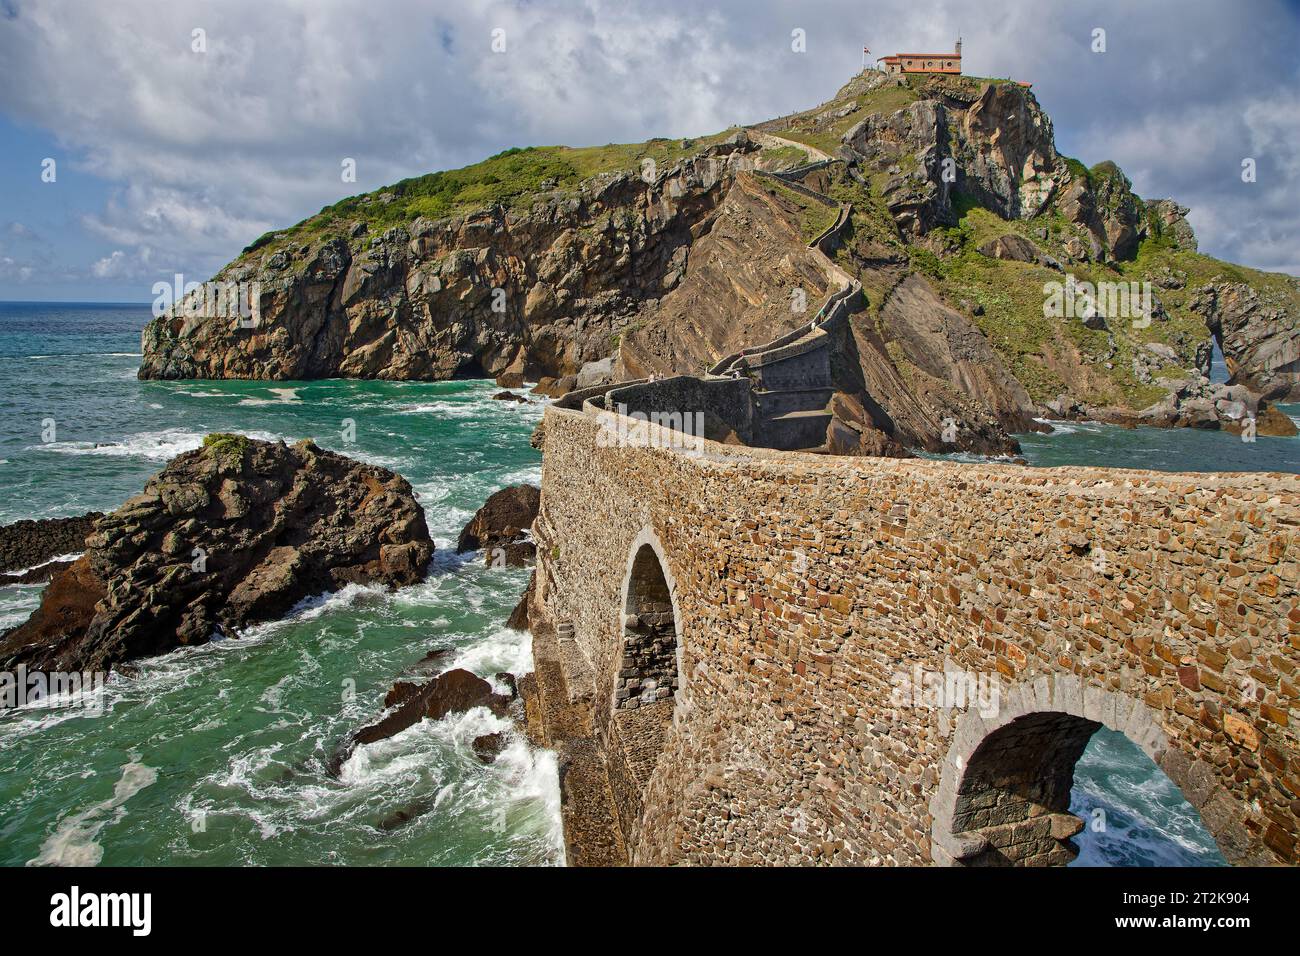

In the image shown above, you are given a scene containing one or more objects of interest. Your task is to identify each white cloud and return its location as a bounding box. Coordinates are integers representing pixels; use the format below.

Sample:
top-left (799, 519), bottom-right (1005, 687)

top-left (90, 249), bottom-right (129, 279)
top-left (1, 0), bottom-right (1297, 288)
top-left (0, 256), bottom-right (34, 282)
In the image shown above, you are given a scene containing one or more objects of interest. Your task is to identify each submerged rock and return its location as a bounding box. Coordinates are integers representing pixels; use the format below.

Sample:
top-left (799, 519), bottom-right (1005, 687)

top-left (0, 436), bottom-right (433, 673)
top-left (378, 799), bottom-right (437, 831)
top-left (472, 732), bottom-right (507, 763)
top-left (329, 667), bottom-right (511, 776)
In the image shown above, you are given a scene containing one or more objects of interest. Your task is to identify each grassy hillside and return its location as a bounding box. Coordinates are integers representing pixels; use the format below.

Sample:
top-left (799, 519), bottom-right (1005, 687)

top-left (239, 133), bottom-right (737, 262)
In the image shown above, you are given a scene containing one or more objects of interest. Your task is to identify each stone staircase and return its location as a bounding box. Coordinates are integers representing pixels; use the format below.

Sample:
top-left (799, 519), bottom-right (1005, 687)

top-left (710, 152), bottom-right (861, 451)
top-left (566, 133), bottom-right (862, 454)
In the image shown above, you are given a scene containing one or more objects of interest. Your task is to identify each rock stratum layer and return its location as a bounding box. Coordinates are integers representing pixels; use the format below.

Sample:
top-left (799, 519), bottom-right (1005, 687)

top-left (0, 512), bottom-right (101, 575)
top-left (0, 436), bottom-right (433, 673)
top-left (139, 70), bottom-right (1300, 454)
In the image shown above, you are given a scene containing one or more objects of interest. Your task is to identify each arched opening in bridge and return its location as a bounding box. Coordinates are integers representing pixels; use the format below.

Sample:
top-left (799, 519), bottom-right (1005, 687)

top-left (1069, 728), bottom-right (1225, 867)
top-left (606, 537), bottom-right (681, 846)
top-left (616, 543), bottom-right (679, 714)
top-left (946, 713), bottom-right (1223, 867)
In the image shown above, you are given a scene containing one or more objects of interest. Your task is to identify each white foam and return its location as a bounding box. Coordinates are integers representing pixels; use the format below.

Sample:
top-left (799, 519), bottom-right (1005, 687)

top-left (399, 400), bottom-right (483, 419)
top-left (449, 625), bottom-right (535, 686)
top-left (31, 428), bottom-right (284, 461)
top-left (242, 582), bottom-right (390, 639)
top-left (27, 756), bottom-right (158, 867)
top-left (3, 551), bottom-right (82, 579)
top-left (238, 387), bottom-right (302, 406)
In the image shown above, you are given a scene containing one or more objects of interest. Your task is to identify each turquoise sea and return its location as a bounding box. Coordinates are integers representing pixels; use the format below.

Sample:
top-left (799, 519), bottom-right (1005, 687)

top-left (0, 302), bottom-right (560, 866)
top-left (2, 301), bottom-right (1296, 867)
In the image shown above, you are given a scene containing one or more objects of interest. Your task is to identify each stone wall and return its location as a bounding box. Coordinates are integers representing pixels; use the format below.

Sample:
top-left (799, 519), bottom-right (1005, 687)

top-left (603, 375), bottom-right (754, 445)
top-left (531, 404), bottom-right (1300, 865)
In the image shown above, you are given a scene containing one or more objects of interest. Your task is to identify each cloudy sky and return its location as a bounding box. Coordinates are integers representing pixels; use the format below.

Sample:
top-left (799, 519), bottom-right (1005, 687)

top-left (1, 0), bottom-right (1297, 301)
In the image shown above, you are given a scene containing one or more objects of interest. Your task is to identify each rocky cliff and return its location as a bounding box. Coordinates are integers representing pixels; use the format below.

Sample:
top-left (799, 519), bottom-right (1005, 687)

top-left (139, 70), bottom-right (1300, 453)
top-left (139, 136), bottom-right (754, 383)
top-left (0, 435), bottom-right (432, 673)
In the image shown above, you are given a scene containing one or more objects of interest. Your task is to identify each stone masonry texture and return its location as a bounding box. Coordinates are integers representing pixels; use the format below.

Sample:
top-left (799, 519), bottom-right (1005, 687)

top-left (530, 404), bottom-right (1300, 865)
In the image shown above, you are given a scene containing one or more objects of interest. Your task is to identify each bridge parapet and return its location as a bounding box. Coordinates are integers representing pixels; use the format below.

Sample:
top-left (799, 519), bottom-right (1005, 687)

top-left (530, 403), bottom-right (1300, 865)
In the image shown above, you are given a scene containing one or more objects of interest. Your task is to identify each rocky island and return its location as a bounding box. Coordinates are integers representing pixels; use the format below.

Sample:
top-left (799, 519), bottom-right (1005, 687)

top-left (138, 69), bottom-right (1297, 456)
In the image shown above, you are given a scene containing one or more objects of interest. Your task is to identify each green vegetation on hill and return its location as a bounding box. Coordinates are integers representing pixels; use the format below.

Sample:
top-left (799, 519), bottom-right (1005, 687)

top-left (770, 77), bottom-right (922, 155)
top-left (241, 133), bottom-right (734, 262)
top-left (908, 197), bottom-right (1291, 409)
top-left (757, 178), bottom-right (840, 244)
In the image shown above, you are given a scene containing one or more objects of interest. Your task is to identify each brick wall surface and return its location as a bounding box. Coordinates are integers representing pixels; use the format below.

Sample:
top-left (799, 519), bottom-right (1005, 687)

top-left (532, 405), bottom-right (1300, 865)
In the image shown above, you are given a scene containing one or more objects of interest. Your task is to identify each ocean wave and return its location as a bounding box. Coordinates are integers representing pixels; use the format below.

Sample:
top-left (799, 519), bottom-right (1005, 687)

top-left (449, 625), bottom-right (535, 685)
top-left (20, 352), bottom-right (142, 359)
top-left (27, 755), bottom-right (158, 867)
top-left (1030, 417), bottom-right (1106, 436)
top-left (334, 701), bottom-right (561, 861)
top-left (399, 400), bottom-right (487, 419)
top-left (2, 551), bottom-right (82, 580)
top-left (237, 387), bottom-right (303, 407)
top-left (31, 428), bottom-right (285, 461)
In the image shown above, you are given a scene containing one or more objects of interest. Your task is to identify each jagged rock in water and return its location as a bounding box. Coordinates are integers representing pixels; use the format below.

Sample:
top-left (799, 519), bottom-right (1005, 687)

top-left (457, 484), bottom-right (540, 567)
top-left (329, 667), bottom-right (511, 775)
top-left (0, 436), bottom-right (433, 673)
top-left (472, 732), bottom-right (507, 763)
top-left (0, 512), bottom-right (102, 575)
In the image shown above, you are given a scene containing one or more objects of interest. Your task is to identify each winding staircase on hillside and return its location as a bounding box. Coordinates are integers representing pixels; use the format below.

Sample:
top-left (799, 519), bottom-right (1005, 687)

top-left (560, 132), bottom-right (862, 454)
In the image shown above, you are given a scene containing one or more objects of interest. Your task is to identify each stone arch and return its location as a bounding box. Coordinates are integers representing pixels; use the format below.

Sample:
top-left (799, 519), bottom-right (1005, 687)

top-left (614, 527), bottom-right (682, 715)
top-left (930, 674), bottom-right (1248, 866)
top-left (605, 527), bottom-right (684, 847)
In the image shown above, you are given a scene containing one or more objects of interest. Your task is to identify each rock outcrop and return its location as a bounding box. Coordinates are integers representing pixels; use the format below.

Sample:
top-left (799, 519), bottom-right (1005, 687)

top-left (1191, 282), bottom-right (1300, 400)
top-left (138, 137), bottom-right (761, 384)
top-left (328, 666), bottom-right (511, 775)
top-left (0, 512), bottom-right (102, 575)
top-left (840, 74), bottom-right (1061, 237)
top-left (1111, 377), bottom-right (1296, 436)
top-left (457, 484), bottom-right (540, 567)
top-left (0, 436), bottom-right (433, 673)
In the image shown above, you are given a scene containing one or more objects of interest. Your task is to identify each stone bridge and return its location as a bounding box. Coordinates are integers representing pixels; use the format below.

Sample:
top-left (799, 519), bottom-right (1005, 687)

top-left (522, 405), bottom-right (1300, 866)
